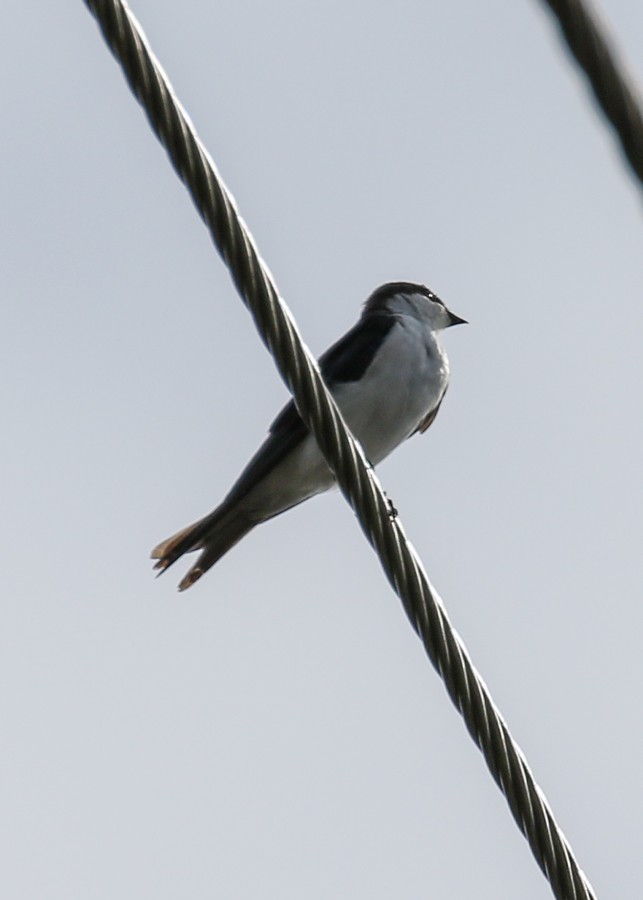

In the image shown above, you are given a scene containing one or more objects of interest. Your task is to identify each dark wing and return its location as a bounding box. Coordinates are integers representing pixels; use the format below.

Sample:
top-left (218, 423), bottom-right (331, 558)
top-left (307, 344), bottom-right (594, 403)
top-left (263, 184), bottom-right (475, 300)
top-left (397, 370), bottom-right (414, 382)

top-left (317, 312), bottom-right (397, 385)
top-left (414, 389), bottom-right (447, 435)
top-left (225, 314), bottom-right (397, 506)
top-left (268, 312), bottom-right (396, 435)
top-left (222, 408), bottom-right (308, 507)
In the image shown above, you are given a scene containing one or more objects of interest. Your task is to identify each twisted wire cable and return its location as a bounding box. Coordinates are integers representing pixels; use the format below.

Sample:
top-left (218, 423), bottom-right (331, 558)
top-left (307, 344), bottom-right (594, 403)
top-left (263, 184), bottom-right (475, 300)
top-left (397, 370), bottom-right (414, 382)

top-left (540, 0), bottom-right (643, 190)
top-left (84, 2), bottom-right (597, 898)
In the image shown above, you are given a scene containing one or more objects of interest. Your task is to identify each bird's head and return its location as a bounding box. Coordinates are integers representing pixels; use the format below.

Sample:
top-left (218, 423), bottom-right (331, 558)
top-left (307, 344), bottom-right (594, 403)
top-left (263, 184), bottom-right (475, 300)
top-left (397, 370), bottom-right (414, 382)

top-left (364, 281), bottom-right (467, 330)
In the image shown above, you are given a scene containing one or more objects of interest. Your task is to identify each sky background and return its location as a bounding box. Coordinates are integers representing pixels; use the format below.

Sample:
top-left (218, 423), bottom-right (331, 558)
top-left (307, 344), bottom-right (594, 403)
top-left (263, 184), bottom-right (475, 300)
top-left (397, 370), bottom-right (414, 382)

top-left (2, 1), bottom-right (642, 898)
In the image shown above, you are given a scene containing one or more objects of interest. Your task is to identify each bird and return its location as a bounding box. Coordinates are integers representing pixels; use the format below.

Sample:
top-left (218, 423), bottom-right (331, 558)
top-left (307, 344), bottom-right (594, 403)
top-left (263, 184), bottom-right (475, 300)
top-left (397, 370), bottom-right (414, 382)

top-left (151, 281), bottom-right (466, 590)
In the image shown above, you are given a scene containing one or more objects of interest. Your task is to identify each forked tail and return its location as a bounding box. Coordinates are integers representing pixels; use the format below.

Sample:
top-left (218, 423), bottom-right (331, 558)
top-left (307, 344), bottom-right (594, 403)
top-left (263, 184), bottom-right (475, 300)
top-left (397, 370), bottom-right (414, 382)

top-left (151, 504), bottom-right (254, 591)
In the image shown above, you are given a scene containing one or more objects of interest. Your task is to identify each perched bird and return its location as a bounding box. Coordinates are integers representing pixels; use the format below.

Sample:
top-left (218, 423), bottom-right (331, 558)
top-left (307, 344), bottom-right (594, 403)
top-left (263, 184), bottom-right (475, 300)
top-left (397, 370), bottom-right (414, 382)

top-left (152, 281), bottom-right (466, 590)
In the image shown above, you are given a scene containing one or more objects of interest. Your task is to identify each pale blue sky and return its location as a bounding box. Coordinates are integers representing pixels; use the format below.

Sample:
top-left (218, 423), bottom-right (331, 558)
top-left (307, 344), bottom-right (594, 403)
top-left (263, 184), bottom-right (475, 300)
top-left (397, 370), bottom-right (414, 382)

top-left (2, 2), bottom-right (642, 898)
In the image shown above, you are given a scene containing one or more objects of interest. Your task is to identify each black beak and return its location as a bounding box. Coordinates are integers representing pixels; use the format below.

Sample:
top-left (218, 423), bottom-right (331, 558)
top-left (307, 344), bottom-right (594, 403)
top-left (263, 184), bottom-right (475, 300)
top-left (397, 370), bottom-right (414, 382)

top-left (447, 311), bottom-right (468, 327)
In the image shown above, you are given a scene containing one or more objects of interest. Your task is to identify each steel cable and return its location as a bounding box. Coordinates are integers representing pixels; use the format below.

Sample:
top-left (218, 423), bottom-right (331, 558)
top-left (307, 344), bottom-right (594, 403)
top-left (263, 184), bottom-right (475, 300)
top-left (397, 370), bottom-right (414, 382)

top-left (540, 0), bottom-right (643, 190)
top-left (84, 2), bottom-right (598, 897)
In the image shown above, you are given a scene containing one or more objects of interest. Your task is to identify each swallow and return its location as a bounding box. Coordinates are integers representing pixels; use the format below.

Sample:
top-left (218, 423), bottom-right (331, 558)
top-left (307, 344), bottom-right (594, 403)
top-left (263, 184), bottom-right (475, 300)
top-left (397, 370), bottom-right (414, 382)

top-left (152, 281), bottom-right (466, 589)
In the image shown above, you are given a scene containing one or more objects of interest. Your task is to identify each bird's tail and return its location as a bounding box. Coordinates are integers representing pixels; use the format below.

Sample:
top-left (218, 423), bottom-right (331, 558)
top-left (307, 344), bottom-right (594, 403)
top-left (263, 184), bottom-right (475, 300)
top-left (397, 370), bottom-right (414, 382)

top-left (151, 504), bottom-right (255, 591)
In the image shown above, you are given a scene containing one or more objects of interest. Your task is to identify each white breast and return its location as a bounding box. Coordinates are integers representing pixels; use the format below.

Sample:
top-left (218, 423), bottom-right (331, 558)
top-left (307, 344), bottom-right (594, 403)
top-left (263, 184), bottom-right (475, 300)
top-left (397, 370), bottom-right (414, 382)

top-left (333, 317), bottom-right (449, 464)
